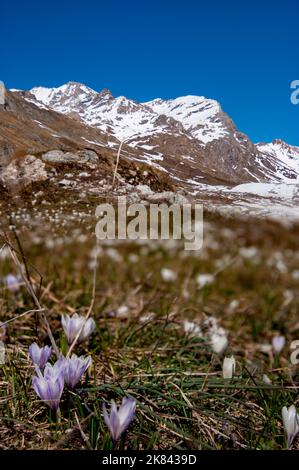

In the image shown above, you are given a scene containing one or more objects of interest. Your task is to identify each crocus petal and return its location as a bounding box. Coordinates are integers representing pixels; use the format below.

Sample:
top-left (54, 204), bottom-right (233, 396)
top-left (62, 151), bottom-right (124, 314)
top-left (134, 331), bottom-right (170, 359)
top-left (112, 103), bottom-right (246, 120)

top-left (272, 336), bottom-right (285, 354)
top-left (102, 402), bottom-right (111, 430)
top-left (29, 343), bottom-right (52, 369)
top-left (62, 314), bottom-right (95, 344)
top-left (119, 397), bottom-right (136, 431)
top-left (79, 318), bottom-right (96, 342)
top-left (110, 400), bottom-right (121, 441)
top-left (282, 405), bottom-right (299, 447)
top-left (62, 354), bottom-right (92, 389)
top-left (102, 397), bottom-right (136, 442)
top-left (222, 356), bottom-right (236, 379)
top-left (32, 362), bottom-right (65, 412)
top-left (32, 375), bottom-right (47, 399)
top-left (4, 274), bottom-right (20, 293)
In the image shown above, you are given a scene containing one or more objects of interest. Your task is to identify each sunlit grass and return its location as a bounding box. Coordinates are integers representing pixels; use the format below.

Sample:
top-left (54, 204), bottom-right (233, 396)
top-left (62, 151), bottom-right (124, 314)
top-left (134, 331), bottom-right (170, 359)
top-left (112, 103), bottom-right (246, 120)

top-left (0, 205), bottom-right (299, 449)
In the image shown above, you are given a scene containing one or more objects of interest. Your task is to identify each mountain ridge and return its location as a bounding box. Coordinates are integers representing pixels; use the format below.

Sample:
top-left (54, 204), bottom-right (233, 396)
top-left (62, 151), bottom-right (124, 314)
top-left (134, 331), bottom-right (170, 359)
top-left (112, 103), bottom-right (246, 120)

top-left (1, 82), bottom-right (299, 222)
top-left (17, 81), bottom-right (299, 185)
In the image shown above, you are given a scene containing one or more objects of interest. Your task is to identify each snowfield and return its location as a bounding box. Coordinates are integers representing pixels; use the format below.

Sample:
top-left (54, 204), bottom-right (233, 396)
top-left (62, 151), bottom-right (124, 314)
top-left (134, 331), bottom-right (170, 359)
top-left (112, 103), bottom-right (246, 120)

top-left (230, 182), bottom-right (299, 199)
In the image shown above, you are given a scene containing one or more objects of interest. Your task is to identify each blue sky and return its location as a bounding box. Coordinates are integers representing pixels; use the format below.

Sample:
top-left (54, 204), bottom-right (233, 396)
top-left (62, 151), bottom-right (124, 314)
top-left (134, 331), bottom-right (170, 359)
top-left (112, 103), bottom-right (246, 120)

top-left (1, 0), bottom-right (298, 145)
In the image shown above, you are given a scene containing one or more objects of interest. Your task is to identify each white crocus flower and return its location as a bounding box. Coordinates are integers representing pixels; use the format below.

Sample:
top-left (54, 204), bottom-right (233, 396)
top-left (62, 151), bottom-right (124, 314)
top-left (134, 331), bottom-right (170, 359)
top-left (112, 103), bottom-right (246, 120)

top-left (282, 405), bottom-right (299, 447)
top-left (103, 397), bottom-right (136, 443)
top-left (61, 313), bottom-right (96, 344)
top-left (222, 356), bottom-right (236, 379)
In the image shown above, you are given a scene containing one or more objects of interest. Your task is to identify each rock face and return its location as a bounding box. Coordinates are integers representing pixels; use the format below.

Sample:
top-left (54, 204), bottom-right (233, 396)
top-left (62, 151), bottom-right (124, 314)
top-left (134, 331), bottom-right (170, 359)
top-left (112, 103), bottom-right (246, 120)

top-left (42, 149), bottom-right (99, 168)
top-left (21, 81), bottom-right (299, 185)
top-left (42, 150), bottom-right (68, 163)
top-left (257, 140), bottom-right (299, 176)
top-left (1, 82), bottom-right (299, 197)
top-left (0, 89), bottom-right (119, 164)
top-left (0, 155), bottom-right (48, 189)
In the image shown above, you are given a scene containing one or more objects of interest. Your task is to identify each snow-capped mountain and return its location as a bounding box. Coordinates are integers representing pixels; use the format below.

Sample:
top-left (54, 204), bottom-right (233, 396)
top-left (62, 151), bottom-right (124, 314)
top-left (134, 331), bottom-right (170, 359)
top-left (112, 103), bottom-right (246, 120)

top-left (12, 82), bottom-right (299, 185)
top-left (28, 83), bottom-right (186, 142)
top-left (26, 83), bottom-right (237, 148)
top-left (144, 95), bottom-right (228, 144)
top-left (257, 140), bottom-right (299, 177)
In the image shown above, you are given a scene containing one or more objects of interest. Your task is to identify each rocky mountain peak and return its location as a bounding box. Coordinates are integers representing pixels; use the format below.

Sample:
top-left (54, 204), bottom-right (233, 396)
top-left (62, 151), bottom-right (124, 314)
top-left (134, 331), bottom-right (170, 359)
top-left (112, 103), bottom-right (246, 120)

top-left (98, 88), bottom-right (114, 99)
top-left (9, 82), bottom-right (299, 185)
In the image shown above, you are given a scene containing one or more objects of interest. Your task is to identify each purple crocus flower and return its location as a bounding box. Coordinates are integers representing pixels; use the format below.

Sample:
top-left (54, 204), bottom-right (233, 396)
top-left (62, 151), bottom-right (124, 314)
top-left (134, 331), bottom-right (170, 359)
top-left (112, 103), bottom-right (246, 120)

top-left (102, 397), bottom-right (136, 442)
top-left (4, 274), bottom-right (20, 293)
top-left (61, 354), bottom-right (92, 389)
top-left (61, 313), bottom-right (96, 344)
top-left (29, 342), bottom-right (52, 369)
top-left (272, 335), bottom-right (286, 354)
top-left (32, 361), bottom-right (65, 412)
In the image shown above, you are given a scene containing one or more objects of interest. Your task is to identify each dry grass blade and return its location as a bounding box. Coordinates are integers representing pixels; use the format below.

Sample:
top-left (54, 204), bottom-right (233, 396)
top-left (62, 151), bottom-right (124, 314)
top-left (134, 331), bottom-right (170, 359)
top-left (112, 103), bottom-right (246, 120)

top-left (112, 140), bottom-right (124, 188)
top-left (0, 308), bottom-right (45, 327)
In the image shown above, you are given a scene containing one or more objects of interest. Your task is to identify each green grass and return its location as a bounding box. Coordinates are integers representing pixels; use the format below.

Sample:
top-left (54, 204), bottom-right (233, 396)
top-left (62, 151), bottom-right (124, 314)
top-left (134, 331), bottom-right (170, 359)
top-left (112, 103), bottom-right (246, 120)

top-left (0, 201), bottom-right (299, 450)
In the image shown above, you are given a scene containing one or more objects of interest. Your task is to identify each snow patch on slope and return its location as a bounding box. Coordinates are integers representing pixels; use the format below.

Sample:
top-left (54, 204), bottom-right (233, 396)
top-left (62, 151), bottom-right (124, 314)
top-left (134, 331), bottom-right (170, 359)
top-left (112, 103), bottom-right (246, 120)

top-left (230, 182), bottom-right (299, 199)
top-left (145, 95), bottom-right (228, 143)
top-left (29, 84), bottom-right (185, 143)
top-left (27, 84), bottom-right (227, 145)
top-left (21, 82), bottom-right (299, 185)
top-left (257, 141), bottom-right (299, 178)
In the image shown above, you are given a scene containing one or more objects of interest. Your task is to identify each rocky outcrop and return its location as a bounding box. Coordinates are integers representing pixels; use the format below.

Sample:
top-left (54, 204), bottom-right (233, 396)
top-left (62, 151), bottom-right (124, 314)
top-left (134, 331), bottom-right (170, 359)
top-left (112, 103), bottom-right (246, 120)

top-left (0, 155), bottom-right (48, 189)
top-left (42, 149), bottom-right (99, 168)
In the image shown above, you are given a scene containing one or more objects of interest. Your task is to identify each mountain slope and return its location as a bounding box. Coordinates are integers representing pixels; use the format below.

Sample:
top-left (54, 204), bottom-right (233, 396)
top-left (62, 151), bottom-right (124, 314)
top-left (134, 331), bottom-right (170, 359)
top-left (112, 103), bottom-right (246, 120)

top-left (20, 82), bottom-right (299, 185)
top-left (257, 140), bottom-right (299, 178)
top-left (0, 89), bottom-right (176, 197)
top-left (144, 95), bottom-right (228, 144)
top-left (0, 88), bottom-right (115, 161)
top-left (1, 83), bottom-right (299, 222)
